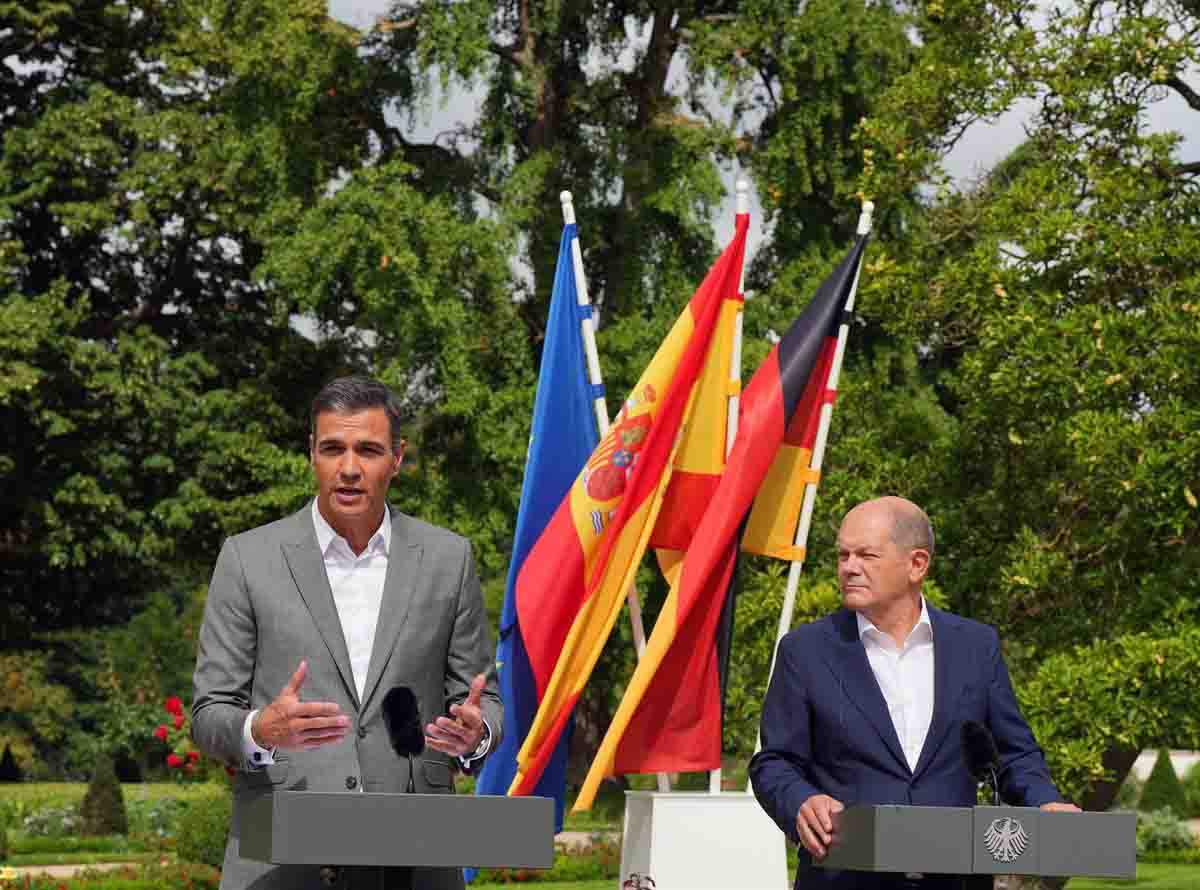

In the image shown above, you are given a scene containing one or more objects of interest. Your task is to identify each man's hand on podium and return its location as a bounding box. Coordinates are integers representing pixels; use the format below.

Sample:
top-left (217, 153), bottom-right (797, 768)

top-left (1041, 801), bottom-right (1082, 813)
top-left (252, 660), bottom-right (350, 751)
top-left (425, 673), bottom-right (487, 758)
top-left (796, 793), bottom-right (845, 861)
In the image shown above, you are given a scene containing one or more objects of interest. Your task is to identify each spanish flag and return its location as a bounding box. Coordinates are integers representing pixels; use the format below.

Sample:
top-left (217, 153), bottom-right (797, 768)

top-left (573, 234), bottom-right (868, 809)
top-left (509, 216), bottom-right (750, 796)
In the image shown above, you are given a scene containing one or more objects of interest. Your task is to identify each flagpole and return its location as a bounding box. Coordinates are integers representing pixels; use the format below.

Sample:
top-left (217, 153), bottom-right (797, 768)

top-left (561, 191), bottom-right (669, 794)
top-left (748, 201), bottom-right (874, 776)
top-left (708, 179), bottom-right (750, 796)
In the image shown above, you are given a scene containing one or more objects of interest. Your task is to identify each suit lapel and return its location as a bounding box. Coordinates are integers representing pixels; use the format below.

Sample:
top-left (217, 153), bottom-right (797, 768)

top-left (912, 605), bottom-right (963, 781)
top-left (359, 510), bottom-right (422, 713)
top-left (281, 505), bottom-right (359, 710)
top-left (822, 610), bottom-right (910, 774)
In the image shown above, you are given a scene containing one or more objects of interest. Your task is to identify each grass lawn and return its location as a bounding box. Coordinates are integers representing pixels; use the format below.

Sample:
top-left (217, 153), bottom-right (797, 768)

top-left (472, 883), bottom-right (610, 890)
top-left (1072, 864), bottom-right (1200, 888)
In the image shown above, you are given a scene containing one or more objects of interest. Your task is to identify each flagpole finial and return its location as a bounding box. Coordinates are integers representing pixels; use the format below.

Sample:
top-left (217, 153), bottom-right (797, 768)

top-left (857, 201), bottom-right (875, 236)
top-left (736, 179), bottom-right (750, 216)
top-left (561, 191), bottom-right (576, 226)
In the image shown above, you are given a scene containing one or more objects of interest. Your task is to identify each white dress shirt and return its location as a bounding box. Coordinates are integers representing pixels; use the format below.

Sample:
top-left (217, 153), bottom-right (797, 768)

top-left (242, 502), bottom-right (490, 768)
top-left (856, 598), bottom-right (935, 772)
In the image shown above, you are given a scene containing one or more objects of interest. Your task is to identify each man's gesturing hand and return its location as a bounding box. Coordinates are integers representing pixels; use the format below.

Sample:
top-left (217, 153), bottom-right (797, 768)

top-left (425, 673), bottom-right (487, 758)
top-left (251, 660), bottom-right (349, 751)
top-left (796, 794), bottom-right (844, 860)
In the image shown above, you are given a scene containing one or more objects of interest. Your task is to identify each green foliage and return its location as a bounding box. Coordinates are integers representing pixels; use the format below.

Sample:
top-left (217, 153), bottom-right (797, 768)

top-left (1142, 750), bottom-right (1190, 815)
top-left (78, 756), bottom-right (127, 837)
top-left (173, 788), bottom-right (231, 869)
top-left (1019, 630), bottom-right (1200, 807)
top-left (474, 835), bottom-right (620, 884)
top-left (1114, 773), bottom-right (1143, 812)
top-left (1184, 764), bottom-right (1200, 819)
top-left (8, 862), bottom-right (221, 890)
top-left (1137, 808), bottom-right (1197, 855)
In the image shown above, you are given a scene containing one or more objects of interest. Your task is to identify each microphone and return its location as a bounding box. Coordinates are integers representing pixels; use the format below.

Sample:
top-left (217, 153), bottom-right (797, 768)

top-left (961, 720), bottom-right (1001, 805)
top-left (382, 686), bottom-right (425, 794)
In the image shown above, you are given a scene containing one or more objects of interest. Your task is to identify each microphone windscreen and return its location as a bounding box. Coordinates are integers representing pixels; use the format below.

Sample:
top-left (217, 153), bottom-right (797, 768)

top-left (961, 720), bottom-right (1000, 782)
top-left (382, 686), bottom-right (426, 757)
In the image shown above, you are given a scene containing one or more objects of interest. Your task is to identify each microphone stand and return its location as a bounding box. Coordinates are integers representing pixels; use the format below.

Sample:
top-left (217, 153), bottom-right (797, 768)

top-left (407, 753), bottom-right (416, 795)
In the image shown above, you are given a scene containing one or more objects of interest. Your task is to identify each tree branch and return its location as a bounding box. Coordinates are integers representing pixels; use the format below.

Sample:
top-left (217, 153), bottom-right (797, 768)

top-left (1166, 74), bottom-right (1200, 111)
top-left (1173, 160), bottom-right (1200, 176)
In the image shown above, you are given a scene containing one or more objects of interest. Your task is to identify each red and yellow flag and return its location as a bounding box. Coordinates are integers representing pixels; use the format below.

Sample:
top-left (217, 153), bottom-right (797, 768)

top-left (509, 217), bottom-right (749, 796)
top-left (574, 234), bottom-right (868, 809)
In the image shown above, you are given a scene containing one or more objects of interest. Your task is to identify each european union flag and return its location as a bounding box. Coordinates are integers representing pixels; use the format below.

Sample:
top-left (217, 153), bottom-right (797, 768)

top-left (467, 222), bottom-right (601, 879)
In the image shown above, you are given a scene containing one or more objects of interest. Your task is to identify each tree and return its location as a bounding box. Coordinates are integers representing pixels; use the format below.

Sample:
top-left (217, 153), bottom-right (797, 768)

top-left (1140, 748), bottom-right (1189, 815)
top-left (848, 0), bottom-right (1200, 806)
top-left (78, 753), bottom-right (128, 836)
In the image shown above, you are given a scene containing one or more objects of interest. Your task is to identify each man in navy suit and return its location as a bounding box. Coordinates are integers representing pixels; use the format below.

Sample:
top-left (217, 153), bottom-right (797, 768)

top-left (749, 496), bottom-right (1079, 890)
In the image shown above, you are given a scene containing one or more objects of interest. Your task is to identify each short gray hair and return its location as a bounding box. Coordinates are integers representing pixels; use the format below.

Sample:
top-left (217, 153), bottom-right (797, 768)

top-left (889, 503), bottom-right (935, 557)
top-left (310, 376), bottom-right (405, 452)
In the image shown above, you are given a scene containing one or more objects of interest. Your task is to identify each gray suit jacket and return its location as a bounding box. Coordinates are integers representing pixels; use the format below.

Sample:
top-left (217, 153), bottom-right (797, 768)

top-left (192, 502), bottom-right (502, 890)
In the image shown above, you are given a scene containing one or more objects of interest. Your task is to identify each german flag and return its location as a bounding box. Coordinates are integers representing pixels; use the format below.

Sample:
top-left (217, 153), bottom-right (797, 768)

top-left (573, 234), bottom-right (868, 808)
top-left (508, 217), bottom-right (749, 797)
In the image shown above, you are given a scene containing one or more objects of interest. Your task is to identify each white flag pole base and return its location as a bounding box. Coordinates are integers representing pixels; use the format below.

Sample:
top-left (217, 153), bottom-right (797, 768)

top-left (620, 791), bottom-right (788, 890)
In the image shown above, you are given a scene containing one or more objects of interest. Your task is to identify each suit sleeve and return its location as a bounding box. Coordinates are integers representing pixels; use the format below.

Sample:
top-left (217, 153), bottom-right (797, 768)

top-left (444, 539), bottom-right (503, 772)
top-left (749, 636), bottom-right (822, 844)
top-left (985, 627), bottom-right (1062, 806)
top-left (192, 537), bottom-right (259, 767)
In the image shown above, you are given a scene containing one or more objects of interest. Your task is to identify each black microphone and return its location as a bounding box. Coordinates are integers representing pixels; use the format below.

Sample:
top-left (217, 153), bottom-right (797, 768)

top-left (961, 720), bottom-right (1001, 805)
top-left (382, 686), bottom-right (425, 794)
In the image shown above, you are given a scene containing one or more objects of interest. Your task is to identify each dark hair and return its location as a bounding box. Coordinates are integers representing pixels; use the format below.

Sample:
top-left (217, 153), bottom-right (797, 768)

top-left (310, 376), bottom-right (405, 452)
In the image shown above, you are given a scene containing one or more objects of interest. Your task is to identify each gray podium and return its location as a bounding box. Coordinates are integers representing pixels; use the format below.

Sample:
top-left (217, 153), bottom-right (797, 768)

top-left (819, 806), bottom-right (1135, 878)
top-left (240, 791), bottom-right (555, 870)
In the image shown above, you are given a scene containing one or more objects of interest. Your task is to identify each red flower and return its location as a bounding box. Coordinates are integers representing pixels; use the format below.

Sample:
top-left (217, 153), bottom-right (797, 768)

top-left (165, 696), bottom-right (183, 717)
top-left (154, 724), bottom-right (169, 742)
top-left (166, 753), bottom-right (184, 768)
top-left (186, 750), bottom-right (200, 762)
top-left (173, 713), bottom-right (185, 730)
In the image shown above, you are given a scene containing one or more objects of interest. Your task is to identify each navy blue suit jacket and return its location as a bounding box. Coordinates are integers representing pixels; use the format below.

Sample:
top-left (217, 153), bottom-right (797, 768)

top-left (749, 605), bottom-right (1061, 889)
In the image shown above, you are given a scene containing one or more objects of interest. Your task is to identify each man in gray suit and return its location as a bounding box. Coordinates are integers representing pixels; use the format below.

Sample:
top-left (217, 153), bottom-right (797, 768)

top-left (192, 376), bottom-right (502, 890)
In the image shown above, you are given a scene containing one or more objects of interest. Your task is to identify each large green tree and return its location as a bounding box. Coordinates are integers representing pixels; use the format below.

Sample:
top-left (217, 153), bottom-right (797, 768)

top-left (845, 0), bottom-right (1200, 806)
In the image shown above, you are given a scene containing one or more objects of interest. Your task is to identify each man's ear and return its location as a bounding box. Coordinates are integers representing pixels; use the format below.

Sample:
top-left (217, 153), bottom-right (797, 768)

top-left (309, 435), bottom-right (316, 468)
top-left (909, 548), bottom-right (931, 584)
top-left (391, 437), bottom-right (407, 475)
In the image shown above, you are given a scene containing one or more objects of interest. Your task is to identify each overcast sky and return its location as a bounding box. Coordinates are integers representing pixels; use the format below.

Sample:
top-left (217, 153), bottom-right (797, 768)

top-left (328, 0), bottom-right (1200, 246)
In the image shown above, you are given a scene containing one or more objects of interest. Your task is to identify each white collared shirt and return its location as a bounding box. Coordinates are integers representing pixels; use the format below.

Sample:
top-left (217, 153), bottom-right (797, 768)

top-left (242, 502), bottom-right (491, 769)
top-left (311, 499), bottom-right (390, 702)
top-left (856, 599), bottom-right (935, 772)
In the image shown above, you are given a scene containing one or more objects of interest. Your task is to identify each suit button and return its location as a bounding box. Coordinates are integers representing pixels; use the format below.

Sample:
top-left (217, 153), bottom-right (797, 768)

top-left (357, 726), bottom-right (367, 739)
top-left (345, 775), bottom-right (358, 790)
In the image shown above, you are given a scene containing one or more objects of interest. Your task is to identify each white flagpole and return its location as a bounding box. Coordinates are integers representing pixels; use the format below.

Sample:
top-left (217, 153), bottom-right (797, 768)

top-left (748, 202), bottom-right (874, 778)
top-left (561, 191), bottom-right (670, 793)
top-left (709, 179), bottom-right (750, 795)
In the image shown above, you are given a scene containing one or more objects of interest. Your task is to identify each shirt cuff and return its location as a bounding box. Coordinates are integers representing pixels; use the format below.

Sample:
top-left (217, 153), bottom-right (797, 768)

top-left (242, 709), bottom-right (276, 769)
top-left (459, 718), bottom-right (493, 768)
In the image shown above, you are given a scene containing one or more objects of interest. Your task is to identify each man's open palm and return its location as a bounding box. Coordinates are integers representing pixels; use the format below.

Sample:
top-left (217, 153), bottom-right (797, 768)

top-left (252, 660), bottom-right (349, 751)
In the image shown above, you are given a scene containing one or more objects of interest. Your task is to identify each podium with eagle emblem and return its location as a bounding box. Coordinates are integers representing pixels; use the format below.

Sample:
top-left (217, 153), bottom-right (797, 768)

top-left (817, 805), bottom-right (1135, 879)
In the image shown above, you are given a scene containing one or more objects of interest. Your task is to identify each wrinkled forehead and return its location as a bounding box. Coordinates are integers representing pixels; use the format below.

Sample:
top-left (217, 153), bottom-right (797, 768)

top-left (837, 505), bottom-right (895, 550)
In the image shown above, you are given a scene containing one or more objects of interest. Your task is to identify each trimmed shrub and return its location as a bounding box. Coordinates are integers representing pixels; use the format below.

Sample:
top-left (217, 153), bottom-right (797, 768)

top-left (79, 755), bottom-right (128, 836)
top-left (0, 824), bottom-right (7, 862)
top-left (1112, 772), bottom-right (1142, 810)
top-left (1140, 749), bottom-right (1188, 814)
top-left (0, 744), bottom-right (22, 782)
top-left (1183, 762), bottom-right (1200, 819)
top-left (1136, 807), bottom-right (1196, 855)
top-left (174, 788), bottom-right (231, 869)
